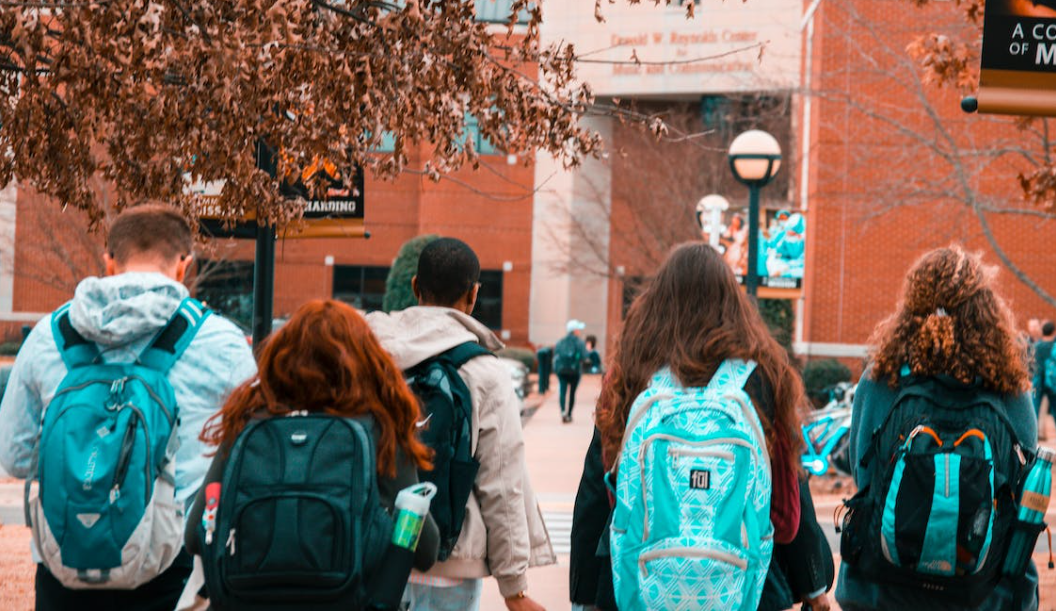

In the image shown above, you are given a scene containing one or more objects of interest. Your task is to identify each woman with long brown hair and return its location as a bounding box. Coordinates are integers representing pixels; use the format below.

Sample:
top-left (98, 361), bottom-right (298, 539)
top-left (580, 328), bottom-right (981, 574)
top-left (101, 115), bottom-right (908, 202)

top-left (185, 300), bottom-right (439, 606)
top-left (835, 246), bottom-right (1037, 611)
top-left (596, 242), bottom-right (818, 610)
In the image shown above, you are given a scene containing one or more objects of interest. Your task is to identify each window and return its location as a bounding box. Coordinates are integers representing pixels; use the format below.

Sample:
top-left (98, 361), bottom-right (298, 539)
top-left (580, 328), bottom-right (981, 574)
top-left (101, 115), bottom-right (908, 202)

top-left (473, 270), bottom-right (503, 330)
top-left (195, 260), bottom-right (254, 331)
top-left (333, 265), bottom-right (390, 312)
top-left (475, 0), bottom-right (530, 24)
top-left (463, 113), bottom-right (499, 155)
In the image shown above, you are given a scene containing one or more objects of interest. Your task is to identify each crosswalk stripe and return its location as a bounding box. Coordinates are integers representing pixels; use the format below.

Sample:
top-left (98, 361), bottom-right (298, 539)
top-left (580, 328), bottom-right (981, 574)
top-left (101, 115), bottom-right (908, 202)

top-left (543, 510), bottom-right (573, 555)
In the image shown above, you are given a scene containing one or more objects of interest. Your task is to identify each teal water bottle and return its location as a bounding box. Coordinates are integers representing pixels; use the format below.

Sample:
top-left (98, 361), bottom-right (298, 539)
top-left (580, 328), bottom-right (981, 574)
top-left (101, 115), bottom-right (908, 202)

top-left (1003, 448), bottom-right (1054, 576)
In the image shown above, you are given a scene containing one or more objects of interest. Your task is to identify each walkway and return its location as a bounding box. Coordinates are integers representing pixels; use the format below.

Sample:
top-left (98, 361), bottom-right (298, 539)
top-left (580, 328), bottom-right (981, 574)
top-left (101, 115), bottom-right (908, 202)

top-left (479, 374), bottom-right (601, 610)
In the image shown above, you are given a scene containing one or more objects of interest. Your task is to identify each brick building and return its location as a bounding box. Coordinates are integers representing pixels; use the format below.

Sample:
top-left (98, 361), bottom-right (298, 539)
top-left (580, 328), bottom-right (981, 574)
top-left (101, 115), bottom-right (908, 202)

top-left (1, 0), bottom-right (1054, 365)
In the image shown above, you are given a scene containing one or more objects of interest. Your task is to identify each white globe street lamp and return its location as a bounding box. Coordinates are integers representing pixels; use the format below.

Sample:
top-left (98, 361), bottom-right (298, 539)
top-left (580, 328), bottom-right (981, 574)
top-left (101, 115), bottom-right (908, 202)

top-left (696, 194), bottom-right (730, 250)
top-left (728, 130), bottom-right (782, 297)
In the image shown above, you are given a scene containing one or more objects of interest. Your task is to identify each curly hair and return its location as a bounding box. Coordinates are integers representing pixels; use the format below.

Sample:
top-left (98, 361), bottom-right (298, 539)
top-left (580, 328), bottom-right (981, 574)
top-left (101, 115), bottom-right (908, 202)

top-left (871, 246), bottom-right (1029, 394)
top-left (201, 299), bottom-right (432, 477)
top-left (596, 242), bottom-right (805, 470)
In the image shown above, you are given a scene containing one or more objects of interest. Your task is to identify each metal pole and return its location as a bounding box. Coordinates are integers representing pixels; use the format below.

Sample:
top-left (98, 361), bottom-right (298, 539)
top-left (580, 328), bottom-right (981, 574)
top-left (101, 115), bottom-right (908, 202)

top-left (252, 225), bottom-right (275, 347)
top-left (746, 185), bottom-right (761, 298)
top-left (251, 138), bottom-right (276, 348)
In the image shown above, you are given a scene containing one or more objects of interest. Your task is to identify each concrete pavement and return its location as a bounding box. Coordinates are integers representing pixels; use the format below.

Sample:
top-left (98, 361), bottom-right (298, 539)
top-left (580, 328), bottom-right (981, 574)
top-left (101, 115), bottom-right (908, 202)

top-left (478, 374), bottom-right (601, 610)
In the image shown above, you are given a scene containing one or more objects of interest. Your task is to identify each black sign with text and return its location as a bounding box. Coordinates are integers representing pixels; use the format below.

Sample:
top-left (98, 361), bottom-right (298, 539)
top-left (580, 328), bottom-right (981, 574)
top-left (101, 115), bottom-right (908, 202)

top-left (982, 1), bottom-right (1056, 72)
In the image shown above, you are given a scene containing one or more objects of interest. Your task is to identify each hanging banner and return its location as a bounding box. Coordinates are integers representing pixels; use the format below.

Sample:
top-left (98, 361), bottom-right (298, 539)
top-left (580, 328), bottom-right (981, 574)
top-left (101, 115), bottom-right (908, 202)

top-left (978, 0), bottom-right (1056, 115)
top-left (192, 159), bottom-right (367, 239)
top-left (699, 206), bottom-right (805, 299)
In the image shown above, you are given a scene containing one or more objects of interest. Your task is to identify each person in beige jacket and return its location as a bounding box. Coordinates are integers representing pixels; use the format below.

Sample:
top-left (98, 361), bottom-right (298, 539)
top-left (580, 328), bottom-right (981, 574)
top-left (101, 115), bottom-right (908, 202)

top-left (367, 237), bottom-right (555, 611)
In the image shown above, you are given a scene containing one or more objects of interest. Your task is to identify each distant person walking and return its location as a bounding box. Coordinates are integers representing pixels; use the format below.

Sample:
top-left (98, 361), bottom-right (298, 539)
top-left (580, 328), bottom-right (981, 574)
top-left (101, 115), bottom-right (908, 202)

top-left (1033, 320), bottom-right (1056, 429)
top-left (596, 243), bottom-right (808, 611)
top-left (367, 237), bottom-right (554, 611)
top-left (0, 204), bottom-right (256, 611)
top-left (836, 246), bottom-right (1038, 611)
top-left (554, 320), bottom-right (588, 423)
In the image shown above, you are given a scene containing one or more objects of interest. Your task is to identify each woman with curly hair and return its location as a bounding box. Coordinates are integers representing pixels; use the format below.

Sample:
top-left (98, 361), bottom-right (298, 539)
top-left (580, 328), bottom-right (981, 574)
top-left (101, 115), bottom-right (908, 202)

top-left (596, 242), bottom-right (827, 610)
top-left (835, 246), bottom-right (1037, 611)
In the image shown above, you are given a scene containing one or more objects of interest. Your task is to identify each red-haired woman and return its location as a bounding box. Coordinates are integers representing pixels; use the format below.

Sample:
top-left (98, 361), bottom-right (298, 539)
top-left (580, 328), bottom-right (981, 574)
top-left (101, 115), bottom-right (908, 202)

top-left (836, 246), bottom-right (1037, 610)
top-left (185, 300), bottom-right (439, 603)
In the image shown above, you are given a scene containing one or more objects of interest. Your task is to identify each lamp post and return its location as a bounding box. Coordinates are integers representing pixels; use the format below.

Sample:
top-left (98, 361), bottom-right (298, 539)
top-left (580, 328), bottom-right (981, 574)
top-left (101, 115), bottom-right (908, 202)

top-left (696, 194), bottom-right (730, 250)
top-left (728, 130), bottom-right (782, 298)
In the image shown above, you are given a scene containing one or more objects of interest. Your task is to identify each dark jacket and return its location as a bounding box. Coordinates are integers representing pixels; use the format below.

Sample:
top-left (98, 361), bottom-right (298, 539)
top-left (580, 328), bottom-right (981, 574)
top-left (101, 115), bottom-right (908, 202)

top-left (186, 439), bottom-right (440, 573)
top-left (835, 367), bottom-right (1038, 611)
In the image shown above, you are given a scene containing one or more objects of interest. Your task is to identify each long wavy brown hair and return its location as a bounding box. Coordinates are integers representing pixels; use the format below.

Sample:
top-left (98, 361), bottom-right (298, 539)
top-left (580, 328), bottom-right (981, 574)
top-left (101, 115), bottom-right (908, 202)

top-left (202, 299), bottom-right (432, 476)
top-left (870, 246), bottom-right (1029, 394)
top-left (597, 242), bottom-right (805, 468)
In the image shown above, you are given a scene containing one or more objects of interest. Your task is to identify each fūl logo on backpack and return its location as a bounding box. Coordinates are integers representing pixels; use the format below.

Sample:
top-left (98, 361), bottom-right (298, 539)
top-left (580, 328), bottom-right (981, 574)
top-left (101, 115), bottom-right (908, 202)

top-left (690, 469), bottom-right (711, 490)
top-left (82, 445), bottom-right (100, 491)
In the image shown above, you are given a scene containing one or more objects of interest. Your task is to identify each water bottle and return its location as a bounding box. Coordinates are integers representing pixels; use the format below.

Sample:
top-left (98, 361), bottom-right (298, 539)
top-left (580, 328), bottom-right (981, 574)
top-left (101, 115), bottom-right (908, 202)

top-left (1003, 447), bottom-right (1054, 576)
top-left (369, 483), bottom-right (437, 610)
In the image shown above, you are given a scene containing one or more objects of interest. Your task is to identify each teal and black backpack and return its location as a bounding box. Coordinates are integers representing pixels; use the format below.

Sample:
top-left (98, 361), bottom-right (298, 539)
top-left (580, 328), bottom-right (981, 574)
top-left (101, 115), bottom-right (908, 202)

top-left (839, 375), bottom-right (1030, 605)
top-left (27, 297), bottom-right (209, 589)
top-left (404, 341), bottom-right (491, 560)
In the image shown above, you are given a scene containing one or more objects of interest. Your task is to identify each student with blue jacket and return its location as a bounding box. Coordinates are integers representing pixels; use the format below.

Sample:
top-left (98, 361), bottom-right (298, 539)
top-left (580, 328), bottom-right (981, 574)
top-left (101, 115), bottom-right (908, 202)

top-left (0, 204), bottom-right (257, 611)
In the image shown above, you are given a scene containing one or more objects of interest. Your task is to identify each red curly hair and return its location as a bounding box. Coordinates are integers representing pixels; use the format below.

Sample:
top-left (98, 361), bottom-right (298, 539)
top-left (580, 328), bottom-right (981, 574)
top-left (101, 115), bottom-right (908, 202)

top-left (202, 299), bottom-right (432, 476)
top-left (871, 246), bottom-right (1030, 394)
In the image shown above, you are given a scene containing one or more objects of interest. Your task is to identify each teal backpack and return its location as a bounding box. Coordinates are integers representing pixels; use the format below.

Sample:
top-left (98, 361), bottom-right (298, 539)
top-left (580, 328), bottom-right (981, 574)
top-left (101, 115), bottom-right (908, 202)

top-left (27, 298), bottom-right (209, 589)
top-left (838, 375), bottom-right (1026, 605)
top-left (610, 360), bottom-right (773, 611)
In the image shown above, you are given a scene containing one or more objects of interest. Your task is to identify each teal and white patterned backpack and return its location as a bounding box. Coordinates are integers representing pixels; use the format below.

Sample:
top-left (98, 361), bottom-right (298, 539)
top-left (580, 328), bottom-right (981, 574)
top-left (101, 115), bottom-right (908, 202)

top-left (610, 360), bottom-right (773, 611)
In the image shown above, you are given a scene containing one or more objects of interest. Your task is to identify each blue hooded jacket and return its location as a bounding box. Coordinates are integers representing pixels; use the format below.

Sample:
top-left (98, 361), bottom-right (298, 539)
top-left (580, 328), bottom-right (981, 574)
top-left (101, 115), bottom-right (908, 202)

top-left (0, 272), bottom-right (257, 517)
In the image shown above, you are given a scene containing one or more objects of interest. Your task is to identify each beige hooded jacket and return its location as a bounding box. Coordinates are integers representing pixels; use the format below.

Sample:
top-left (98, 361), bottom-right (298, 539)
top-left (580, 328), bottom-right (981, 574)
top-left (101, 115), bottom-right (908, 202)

top-left (366, 306), bottom-right (555, 598)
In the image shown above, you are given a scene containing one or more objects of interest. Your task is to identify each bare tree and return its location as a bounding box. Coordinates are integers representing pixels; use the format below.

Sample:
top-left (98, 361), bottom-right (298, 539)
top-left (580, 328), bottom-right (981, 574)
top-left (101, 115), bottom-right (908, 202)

top-left (544, 98), bottom-right (796, 282)
top-left (814, 0), bottom-right (1056, 306)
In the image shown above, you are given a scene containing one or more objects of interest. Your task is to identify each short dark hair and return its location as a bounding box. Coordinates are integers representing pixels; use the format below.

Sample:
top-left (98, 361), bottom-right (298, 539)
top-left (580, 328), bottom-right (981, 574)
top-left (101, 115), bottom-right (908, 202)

top-left (416, 237), bottom-right (480, 306)
top-left (1044, 321), bottom-right (1056, 337)
top-left (107, 204), bottom-right (193, 265)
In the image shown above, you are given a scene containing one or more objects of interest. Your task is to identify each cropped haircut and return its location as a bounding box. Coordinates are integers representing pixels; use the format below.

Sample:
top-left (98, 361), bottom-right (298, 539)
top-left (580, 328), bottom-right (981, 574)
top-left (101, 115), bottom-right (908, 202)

top-left (1044, 321), bottom-right (1055, 337)
top-left (107, 204), bottom-right (193, 265)
top-left (416, 237), bottom-right (480, 307)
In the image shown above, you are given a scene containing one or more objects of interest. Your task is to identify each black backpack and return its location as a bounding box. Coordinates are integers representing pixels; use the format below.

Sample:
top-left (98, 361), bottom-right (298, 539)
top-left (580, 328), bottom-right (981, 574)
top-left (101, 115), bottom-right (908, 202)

top-left (200, 414), bottom-right (392, 611)
top-left (554, 335), bottom-right (582, 376)
top-left (839, 376), bottom-right (1030, 605)
top-left (405, 342), bottom-right (491, 561)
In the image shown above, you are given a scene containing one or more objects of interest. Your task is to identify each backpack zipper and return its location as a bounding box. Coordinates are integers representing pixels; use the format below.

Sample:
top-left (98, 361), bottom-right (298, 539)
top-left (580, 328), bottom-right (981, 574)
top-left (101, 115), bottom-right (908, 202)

top-left (226, 528), bottom-right (237, 556)
top-left (110, 410), bottom-right (140, 504)
top-left (638, 546), bottom-right (747, 578)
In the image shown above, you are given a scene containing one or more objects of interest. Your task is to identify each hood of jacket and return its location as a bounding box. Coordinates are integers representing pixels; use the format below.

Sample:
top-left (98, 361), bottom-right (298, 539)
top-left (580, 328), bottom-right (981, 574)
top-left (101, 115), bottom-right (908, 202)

top-left (365, 306), bottom-right (504, 370)
top-left (68, 272), bottom-right (189, 347)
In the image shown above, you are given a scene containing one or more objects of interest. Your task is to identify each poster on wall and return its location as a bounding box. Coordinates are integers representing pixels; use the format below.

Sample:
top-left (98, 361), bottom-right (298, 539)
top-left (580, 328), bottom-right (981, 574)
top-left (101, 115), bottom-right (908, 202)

top-left (700, 207), bottom-right (805, 297)
top-left (977, 0), bottom-right (1056, 115)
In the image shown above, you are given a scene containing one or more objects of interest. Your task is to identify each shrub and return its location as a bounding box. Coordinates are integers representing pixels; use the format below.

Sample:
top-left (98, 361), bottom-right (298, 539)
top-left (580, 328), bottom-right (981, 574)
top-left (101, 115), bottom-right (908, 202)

top-left (382, 234), bottom-right (439, 313)
top-left (802, 358), bottom-right (853, 407)
top-left (0, 342), bottom-right (22, 356)
top-left (497, 347), bottom-right (537, 372)
top-left (759, 299), bottom-right (793, 353)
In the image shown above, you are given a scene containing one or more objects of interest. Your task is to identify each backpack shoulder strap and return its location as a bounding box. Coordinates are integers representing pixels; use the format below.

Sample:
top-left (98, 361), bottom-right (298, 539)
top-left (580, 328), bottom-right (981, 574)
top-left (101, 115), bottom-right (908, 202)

top-left (50, 302), bottom-right (100, 370)
top-left (138, 297), bottom-right (212, 373)
top-left (441, 341), bottom-right (493, 369)
top-left (705, 359), bottom-right (757, 392)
